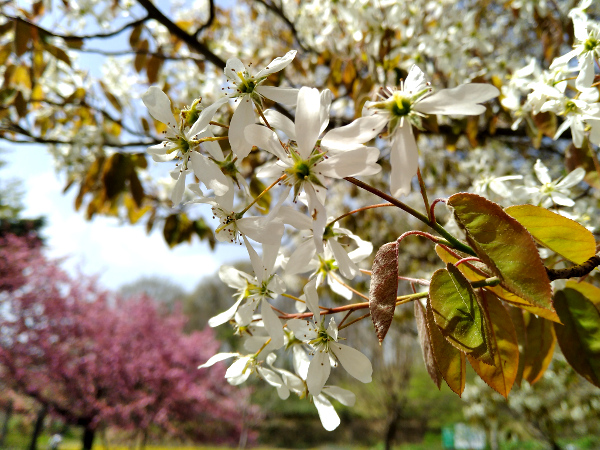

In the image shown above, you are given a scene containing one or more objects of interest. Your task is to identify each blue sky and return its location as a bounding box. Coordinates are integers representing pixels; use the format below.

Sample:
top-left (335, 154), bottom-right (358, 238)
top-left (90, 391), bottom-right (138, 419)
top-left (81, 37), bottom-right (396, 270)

top-left (1, 144), bottom-right (249, 291)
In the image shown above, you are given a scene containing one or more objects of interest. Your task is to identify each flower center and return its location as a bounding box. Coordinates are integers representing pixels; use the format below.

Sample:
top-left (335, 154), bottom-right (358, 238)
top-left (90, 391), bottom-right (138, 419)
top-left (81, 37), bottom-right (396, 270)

top-left (584, 37), bottom-right (598, 53)
top-left (391, 94), bottom-right (412, 117)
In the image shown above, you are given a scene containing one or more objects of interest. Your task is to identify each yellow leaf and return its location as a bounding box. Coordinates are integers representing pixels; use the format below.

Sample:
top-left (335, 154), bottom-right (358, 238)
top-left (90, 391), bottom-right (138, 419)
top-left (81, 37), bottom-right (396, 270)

top-left (505, 204), bottom-right (596, 265)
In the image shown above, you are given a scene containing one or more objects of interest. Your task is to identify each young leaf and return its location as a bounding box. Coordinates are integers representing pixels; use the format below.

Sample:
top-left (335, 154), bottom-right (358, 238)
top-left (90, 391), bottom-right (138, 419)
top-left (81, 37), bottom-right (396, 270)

top-left (435, 245), bottom-right (560, 322)
top-left (522, 314), bottom-right (555, 385)
top-left (554, 288), bottom-right (600, 387)
top-left (505, 204), bottom-right (596, 265)
top-left (467, 291), bottom-right (519, 398)
top-left (425, 299), bottom-right (466, 396)
top-left (448, 193), bottom-right (553, 311)
top-left (429, 264), bottom-right (493, 364)
top-left (415, 300), bottom-right (442, 389)
top-left (369, 242), bottom-right (399, 343)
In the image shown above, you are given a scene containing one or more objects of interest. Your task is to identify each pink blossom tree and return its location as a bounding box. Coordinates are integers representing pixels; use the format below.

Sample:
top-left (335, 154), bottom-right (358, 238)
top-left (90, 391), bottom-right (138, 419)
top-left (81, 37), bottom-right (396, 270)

top-left (0, 234), bottom-right (254, 449)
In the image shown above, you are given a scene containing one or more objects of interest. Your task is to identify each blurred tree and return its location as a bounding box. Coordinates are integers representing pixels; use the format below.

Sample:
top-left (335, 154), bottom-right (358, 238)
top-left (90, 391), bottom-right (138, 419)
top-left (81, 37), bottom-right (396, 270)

top-left (120, 274), bottom-right (186, 310)
top-left (0, 234), bottom-right (255, 450)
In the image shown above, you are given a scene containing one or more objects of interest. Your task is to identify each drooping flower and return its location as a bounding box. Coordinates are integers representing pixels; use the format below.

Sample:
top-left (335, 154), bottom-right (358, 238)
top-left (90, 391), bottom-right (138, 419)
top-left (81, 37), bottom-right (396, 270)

top-left (322, 65), bottom-right (499, 197)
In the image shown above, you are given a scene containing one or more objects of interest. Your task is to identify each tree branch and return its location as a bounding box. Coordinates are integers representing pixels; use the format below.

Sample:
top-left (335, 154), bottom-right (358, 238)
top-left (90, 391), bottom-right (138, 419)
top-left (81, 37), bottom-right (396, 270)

top-left (76, 47), bottom-right (205, 62)
top-left (546, 254), bottom-right (600, 281)
top-left (0, 125), bottom-right (159, 149)
top-left (194, 0), bottom-right (215, 38)
top-left (136, 0), bottom-right (226, 70)
top-left (3, 14), bottom-right (149, 41)
top-left (253, 0), bottom-right (311, 53)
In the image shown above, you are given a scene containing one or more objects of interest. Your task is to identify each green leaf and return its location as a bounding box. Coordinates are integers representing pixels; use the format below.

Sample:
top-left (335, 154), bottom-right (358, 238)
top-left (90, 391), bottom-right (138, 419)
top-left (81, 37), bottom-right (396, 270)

top-left (429, 264), bottom-right (493, 364)
top-left (415, 300), bottom-right (442, 389)
top-left (554, 288), bottom-right (600, 387)
top-left (522, 314), bottom-right (555, 385)
top-left (369, 242), bottom-right (399, 343)
top-left (467, 291), bottom-right (519, 398)
top-left (448, 193), bottom-right (553, 311)
top-left (435, 245), bottom-right (561, 323)
top-left (425, 299), bottom-right (466, 396)
top-left (505, 204), bottom-right (596, 265)
top-left (565, 280), bottom-right (600, 312)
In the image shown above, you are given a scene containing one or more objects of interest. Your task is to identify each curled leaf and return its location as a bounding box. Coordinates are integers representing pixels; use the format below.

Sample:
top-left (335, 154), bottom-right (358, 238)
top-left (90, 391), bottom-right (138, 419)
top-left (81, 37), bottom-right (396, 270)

top-left (369, 242), bottom-right (398, 343)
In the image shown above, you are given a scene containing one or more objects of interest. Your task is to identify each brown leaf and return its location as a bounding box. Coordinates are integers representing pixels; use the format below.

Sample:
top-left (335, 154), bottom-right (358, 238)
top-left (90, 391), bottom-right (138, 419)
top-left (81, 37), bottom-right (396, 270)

top-left (147, 54), bottom-right (162, 84)
top-left (415, 300), bottom-right (442, 389)
top-left (14, 20), bottom-right (32, 57)
top-left (426, 300), bottom-right (466, 396)
top-left (467, 291), bottom-right (519, 398)
top-left (522, 314), bottom-right (555, 385)
top-left (369, 241), bottom-right (399, 343)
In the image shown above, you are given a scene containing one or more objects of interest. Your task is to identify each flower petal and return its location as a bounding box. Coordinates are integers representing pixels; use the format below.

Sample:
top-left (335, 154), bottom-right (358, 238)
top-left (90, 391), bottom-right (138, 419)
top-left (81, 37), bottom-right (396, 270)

top-left (389, 123), bottom-right (418, 197)
top-left (322, 386), bottom-right (356, 407)
top-left (198, 352), bottom-right (239, 368)
top-left (229, 98), bottom-right (255, 158)
top-left (313, 394), bottom-right (341, 431)
top-left (188, 97), bottom-right (228, 137)
top-left (257, 86), bottom-right (299, 106)
top-left (416, 84), bottom-right (499, 116)
top-left (142, 86), bottom-right (178, 131)
top-left (331, 343), bottom-right (373, 383)
top-left (295, 87), bottom-right (322, 159)
top-left (307, 349), bottom-right (331, 396)
top-left (190, 151), bottom-right (230, 196)
top-left (321, 115), bottom-right (387, 150)
top-left (261, 300), bottom-right (285, 349)
top-left (208, 296), bottom-right (244, 327)
top-left (255, 50), bottom-right (297, 77)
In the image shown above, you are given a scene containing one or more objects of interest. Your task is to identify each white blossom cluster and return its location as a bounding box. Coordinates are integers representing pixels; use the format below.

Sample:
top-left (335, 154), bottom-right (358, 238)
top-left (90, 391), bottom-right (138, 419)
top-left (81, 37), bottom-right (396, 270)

top-left (142, 50), bottom-right (500, 429)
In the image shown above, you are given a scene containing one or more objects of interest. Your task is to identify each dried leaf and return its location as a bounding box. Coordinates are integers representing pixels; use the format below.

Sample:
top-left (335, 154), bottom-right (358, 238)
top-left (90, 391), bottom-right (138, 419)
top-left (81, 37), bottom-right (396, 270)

top-left (415, 300), bottom-right (442, 389)
top-left (369, 241), bottom-right (399, 343)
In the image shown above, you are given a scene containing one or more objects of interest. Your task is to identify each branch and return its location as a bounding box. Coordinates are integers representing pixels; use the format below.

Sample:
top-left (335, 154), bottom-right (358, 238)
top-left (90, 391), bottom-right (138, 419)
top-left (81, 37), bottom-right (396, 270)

top-left (4, 14), bottom-right (149, 41)
top-left (546, 254), bottom-right (600, 281)
top-left (136, 0), bottom-right (226, 70)
top-left (75, 48), bottom-right (206, 62)
top-left (0, 125), bottom-right (159, 149)
top-left (253, 0), bottom-right (311, 53)
top-left (194, 0), bottom-right (215, 38)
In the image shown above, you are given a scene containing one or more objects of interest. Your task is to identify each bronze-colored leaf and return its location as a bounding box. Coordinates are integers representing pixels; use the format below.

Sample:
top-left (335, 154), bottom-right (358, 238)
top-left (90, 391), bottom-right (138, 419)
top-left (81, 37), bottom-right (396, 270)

top-left (522, 314), bottom-right (555, 385)
top-left (134, 40), bottom-right (149, 73)
top-left (369, 241), bottom-right (399, 343)
top-left (415, 300), bottom-right (442, 389)
top-left (467, 291), bottom-right (519, 398)
top-left (505, 305), bottom-right (527, 387)
top-left (425, 299), bottom-right (466, 396)
top-left (14, 20), bottom-right (31, 57)
top-left (448, 193), bottom-right (553, 311)
top-left (147, 54), bottom-right (162, 84)
top-left (128, 169), bottom-right (145, 208)
top-left (42, 42), bottom-right (71, 66)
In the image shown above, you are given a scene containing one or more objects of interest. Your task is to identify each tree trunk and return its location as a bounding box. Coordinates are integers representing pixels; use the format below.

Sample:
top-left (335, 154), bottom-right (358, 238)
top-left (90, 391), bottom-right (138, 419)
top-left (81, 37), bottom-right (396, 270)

top-left (384, 407), bottom-right (400, 450)
top-left (28, 404), bottom-right (48, 450)
top-left (82, 426), bottom-right (95, 450)
top-left (0, 399), bottom-right (14, 448)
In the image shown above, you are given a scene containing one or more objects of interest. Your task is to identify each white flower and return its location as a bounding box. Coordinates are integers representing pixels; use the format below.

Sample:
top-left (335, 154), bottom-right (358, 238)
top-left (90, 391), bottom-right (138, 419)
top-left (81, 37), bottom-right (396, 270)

top-left (246, 87), bottom-right (380, 252)
top-left (520, 160), bottom-right (586, 208)
top-left (189, 187), bottom-right (284, 245)
top-left (286, 279), bottom-right (372, 396)
top-left (208, 239), bottom-right (286, 349)
top-left (549, 5), bottom-right (600, 90)
top-left (323, 65), bottom-right (499, 197)
top-left (141, 86), bottom-right (227, 204)
top-left (225, 51), bottom-right (299, 158)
